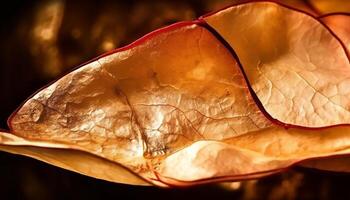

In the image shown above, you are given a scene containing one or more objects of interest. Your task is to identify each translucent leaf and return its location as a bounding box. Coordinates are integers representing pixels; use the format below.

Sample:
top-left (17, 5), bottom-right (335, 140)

top-left (0, 131), bottom-right (150, 186)
top-left (2, 2), bottom-right (350, 187)
top-left (9, 22), bottom-right (269, 185)
top-left (321, 14), bottom-right (350, 51)
top-left (298, 13), bottom-right (350, 172)
top-left (204, 2), bottom-right (350, 127)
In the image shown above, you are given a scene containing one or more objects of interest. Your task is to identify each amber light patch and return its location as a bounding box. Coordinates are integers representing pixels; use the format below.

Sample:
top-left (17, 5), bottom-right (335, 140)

top-left (321, 14), bottom-right (350, 52)
top-left (308, 0), bottom-right (350, 14)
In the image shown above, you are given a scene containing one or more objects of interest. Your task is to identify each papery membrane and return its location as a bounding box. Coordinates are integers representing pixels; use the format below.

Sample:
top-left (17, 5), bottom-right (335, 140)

top-left (2, 2), bottom-right (350, 186)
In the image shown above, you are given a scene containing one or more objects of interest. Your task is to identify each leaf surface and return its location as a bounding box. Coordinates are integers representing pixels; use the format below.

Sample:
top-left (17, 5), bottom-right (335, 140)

top-left (2, 2), bottom-right (350, 187)
top-left (0, 131), bottom-right (150, 186)
top-left (204, 2), bottom-right (350, 127)
top-left (9, 22), bottom-right (272, 185)
top-left (298, 13), bottom-right (350, 172)
top-left (321, 14), bottom-right (350, 52)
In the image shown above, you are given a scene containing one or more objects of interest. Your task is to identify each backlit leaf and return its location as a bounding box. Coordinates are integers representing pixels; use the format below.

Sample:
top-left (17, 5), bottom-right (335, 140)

top-left (1, 1), bottom-right (350, 187)
top-left (204, 2), bottom-right (350, 127)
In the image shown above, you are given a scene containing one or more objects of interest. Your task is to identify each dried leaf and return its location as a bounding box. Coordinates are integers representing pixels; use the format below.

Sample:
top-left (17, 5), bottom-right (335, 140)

top-left (2, 2), bottom-right (350, 187)
top-left (208, 0), bottom-right (318, 16)
top-left (299, 156), bottom-right (350, 173)
top-left (0, 131), bottom-right (151, 186)
top-left (298, 13), bottom-right (350, 172)
top-left (156, 124), bottom-right (350, 184)
top-left (204, 2), bottom-right (350, 127)
top-left (9, 22), bottom-right (270, 185)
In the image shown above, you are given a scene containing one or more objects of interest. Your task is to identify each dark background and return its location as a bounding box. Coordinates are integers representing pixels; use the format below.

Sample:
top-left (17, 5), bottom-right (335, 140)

top-left (1, 1), bottom-right (350, 199)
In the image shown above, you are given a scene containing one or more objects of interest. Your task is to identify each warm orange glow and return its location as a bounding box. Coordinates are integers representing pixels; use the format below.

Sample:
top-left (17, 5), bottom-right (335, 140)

top-left (1, 1), bottom-right (350, 188)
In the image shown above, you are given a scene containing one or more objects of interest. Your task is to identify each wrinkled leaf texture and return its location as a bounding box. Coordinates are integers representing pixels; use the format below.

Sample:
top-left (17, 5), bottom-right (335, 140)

top-left (1, 1), bottom-right (350, 187)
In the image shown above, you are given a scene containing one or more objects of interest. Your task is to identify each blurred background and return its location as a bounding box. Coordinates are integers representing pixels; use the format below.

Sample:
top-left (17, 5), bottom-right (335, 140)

top-left (1, 0), bottom-right (350, 199)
